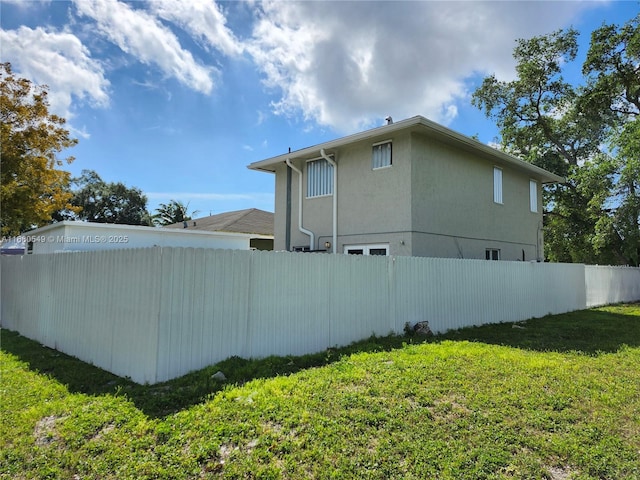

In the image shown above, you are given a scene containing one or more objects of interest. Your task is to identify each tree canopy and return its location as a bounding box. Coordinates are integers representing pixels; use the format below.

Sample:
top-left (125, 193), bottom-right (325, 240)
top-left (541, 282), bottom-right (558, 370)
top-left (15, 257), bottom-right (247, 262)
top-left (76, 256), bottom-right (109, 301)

top-left (57, 170), bottom-right (152, 226)
top-left (0, 63), bottom-right (79, 236)
top-left (472, 15), bottom-right (639, 265)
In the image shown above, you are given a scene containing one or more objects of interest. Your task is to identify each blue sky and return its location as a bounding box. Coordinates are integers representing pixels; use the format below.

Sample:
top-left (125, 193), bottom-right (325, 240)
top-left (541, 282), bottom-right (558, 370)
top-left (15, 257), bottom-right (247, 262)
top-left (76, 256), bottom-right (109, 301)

top-left (1, 1), bottom-right (637, 218)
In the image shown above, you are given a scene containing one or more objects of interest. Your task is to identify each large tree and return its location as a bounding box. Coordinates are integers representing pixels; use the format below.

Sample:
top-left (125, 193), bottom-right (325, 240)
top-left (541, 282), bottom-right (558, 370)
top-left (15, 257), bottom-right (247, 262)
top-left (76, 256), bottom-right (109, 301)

top-left (0, 63), bottom-right (79, 236)
top-left (583, 15), bottom-right (640, 265)
top-left (58, 170), bottom-right (152, 226)
top-left (472, 15), bottom-right (639, 265)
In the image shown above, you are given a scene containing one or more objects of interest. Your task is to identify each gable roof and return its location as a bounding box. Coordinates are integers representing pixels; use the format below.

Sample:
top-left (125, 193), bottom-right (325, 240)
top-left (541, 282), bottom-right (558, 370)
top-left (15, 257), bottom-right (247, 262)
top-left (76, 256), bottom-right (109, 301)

top-left (165, 208), bottom-right (274, 236)
top-left (247, 115), bottom-right (565, 184)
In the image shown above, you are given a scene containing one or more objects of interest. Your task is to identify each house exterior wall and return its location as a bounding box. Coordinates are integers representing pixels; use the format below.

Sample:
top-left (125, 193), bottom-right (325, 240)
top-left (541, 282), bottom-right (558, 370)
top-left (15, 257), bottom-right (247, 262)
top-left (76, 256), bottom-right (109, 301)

top-left (273, 126), bottom-right (546, 260)
top-left (273, 157), bottom-right (337, 251)
top-left (321, 133), bottom-right (413, 256)
top-left (273, 162), bottom-right (289, 251)
top-left (274, 133), bottom-right (414, 255)
top-left (410, 133), bottom-right (544, 261)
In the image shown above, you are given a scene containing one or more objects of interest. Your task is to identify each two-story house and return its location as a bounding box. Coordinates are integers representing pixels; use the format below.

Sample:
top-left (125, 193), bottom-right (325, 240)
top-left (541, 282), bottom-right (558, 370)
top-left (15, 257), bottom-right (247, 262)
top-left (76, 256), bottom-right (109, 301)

top-left (248, 115), bottom-right (564, 261)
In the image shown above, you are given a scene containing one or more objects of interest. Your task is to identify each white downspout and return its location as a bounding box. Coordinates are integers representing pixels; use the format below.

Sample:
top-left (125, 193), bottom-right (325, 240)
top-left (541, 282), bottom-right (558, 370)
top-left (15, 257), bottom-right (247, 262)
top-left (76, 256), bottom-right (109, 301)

top-left (285, 158), bottom-right (315, 251)
top-left (537, 220), bottom-right (543, 262)
top-left (320, 149), bottom-right (337, 254)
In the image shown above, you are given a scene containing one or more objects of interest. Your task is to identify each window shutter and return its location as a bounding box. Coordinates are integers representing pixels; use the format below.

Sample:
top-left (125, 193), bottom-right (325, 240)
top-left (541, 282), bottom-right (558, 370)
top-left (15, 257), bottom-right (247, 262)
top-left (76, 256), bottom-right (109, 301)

top-left (307, 159), bottom-right (333, 197)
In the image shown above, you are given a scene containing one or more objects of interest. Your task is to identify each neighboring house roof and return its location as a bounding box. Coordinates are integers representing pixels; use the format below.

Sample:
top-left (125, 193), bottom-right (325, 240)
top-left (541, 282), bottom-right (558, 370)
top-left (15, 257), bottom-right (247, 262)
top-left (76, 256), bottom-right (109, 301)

top-left (247, 115), bottom-right (565, 184)
top-left (165, 208), bottom-right (274, 236)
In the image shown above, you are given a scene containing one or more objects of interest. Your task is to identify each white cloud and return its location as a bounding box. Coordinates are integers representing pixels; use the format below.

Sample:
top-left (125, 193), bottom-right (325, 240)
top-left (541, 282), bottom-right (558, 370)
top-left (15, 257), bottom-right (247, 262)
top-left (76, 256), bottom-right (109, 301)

top-left (149, 0), bottom-right (244, 56)
top-left (1, 0), bottom-right (600, 137)
top-left (72, 0), bottom-right (215, 95)
top-left (68, 124), bottom-right (92, 140)
top-left (255, 110), bottom-right (267, 126)
top-left (247, 1), bottom-right (598, 133)
top-left (0, 26), bottom-right (109, 118)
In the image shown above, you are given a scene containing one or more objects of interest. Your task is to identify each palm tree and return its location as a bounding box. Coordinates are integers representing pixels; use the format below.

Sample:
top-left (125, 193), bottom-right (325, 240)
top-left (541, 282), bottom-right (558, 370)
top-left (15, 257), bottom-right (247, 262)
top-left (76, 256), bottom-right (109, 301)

top-left (152, 200), bottom-right (198, 226)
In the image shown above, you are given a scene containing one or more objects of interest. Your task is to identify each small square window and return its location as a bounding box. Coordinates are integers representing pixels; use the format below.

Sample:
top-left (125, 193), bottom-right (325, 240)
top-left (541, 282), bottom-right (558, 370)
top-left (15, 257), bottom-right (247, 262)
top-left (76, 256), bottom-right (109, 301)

top-left (372, 141), bottom-right (392, 169)
top-left (486, 249), bottom-right (500, 260)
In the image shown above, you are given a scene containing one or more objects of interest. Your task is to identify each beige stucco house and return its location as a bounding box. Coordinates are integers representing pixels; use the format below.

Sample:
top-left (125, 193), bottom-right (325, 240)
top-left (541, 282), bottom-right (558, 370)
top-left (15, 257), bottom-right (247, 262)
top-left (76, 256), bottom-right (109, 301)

top-left (248, 115), bottom-right (564, 261)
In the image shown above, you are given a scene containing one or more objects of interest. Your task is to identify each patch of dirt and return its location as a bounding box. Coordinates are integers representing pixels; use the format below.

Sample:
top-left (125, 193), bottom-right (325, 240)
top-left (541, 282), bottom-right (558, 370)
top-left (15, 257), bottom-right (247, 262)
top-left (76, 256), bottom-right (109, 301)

top-left (218, 443), bottom-right (237, 463)
top-left (34, 415), bottom-right (66, 446)
top-left (547, 466), bottom-right (574, 480)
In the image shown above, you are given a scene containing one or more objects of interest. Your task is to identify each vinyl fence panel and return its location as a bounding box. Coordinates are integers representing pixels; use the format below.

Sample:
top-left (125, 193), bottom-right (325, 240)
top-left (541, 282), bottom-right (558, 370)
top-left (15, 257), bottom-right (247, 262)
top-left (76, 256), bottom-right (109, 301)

top-left (2, 248), bottom-right (639, 384)
top-left (585, 265), bottom-right (640, 307)
top-left (155, 248), bottom-right (253, 383)
top-left (2, 249), bottom-right (161, 383)
top-left (392, 257), bottom-right (586, 334)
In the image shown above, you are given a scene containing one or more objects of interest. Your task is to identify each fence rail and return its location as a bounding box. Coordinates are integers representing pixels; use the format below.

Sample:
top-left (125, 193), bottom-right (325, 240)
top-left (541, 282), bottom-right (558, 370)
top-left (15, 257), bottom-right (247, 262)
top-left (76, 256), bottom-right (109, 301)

top-left (2, 248), bottom-right (639, 384)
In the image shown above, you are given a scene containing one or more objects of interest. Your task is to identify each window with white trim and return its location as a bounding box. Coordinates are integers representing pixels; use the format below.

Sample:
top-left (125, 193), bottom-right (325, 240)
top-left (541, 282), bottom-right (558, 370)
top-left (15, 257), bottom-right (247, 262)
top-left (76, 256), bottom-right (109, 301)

top-left (493, 167), bottom-right (503, 204)
top-left (529, 180), bottom-right (538, 213)
top-left (372, 141), bottom-right (392, 169)
top-left (307, 158), bottom-right (333, 198)
top-left (485, 249), bottom-right (500, 260)
top-left (344, 244), bottom-right (389, 256)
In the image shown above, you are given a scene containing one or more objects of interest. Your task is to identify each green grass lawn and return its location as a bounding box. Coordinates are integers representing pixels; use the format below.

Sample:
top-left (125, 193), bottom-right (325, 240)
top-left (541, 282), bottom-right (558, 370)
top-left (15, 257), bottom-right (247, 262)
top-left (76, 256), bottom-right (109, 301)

top-left (1, 304), bottom-right (639, 479)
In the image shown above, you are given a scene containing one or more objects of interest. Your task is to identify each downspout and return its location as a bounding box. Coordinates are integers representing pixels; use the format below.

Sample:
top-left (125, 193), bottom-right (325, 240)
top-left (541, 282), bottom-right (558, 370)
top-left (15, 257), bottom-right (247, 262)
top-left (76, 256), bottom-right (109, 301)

top-left (285, 164), bottom-right (291, 251)
top-left (285, 158), bottom-right (315, 250)
top-left (320, 149), bottom-right (337, 254)
top-left (537, 220), bottom-right (543, 262)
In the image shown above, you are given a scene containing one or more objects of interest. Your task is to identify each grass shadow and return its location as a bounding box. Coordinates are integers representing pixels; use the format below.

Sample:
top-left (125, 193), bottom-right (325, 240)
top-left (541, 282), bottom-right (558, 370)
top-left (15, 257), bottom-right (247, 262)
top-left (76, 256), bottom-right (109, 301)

top-left (0, 328), bottom-right (418, 418)
top-left (437, 303), bottom-right (640, 354)
top-left (2, 303), bottom-right (638, 418)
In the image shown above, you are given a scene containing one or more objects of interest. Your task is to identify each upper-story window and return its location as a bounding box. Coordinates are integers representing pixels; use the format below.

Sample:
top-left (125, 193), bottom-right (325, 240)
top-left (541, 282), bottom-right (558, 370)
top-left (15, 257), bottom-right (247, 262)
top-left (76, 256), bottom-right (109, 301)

top-left (372, 141), bottom-right (392, 169)
top-left (493, 167), bottom-right (503, 204)
top-left (529, 180), bottom-right (538, 213)
top-left (307, 158), bottom-right (333, 198)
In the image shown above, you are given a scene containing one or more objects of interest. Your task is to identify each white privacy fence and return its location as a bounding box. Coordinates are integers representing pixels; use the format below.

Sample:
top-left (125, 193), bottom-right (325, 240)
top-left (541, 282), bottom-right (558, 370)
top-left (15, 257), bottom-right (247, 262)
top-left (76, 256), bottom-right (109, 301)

top-left (2, 248), bottom-right (639, 384)
top-left (585, 265), bottom-right (640, 307)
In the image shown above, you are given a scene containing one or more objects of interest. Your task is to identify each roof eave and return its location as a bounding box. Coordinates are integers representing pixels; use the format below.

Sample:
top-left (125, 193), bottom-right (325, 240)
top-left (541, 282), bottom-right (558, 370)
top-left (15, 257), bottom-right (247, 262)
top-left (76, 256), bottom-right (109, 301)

top-left (247, 116), bottom-right (425, 172)
top-left (412, 117), bottom-right (565, 184)
top-left (247, 115), bottom-right (565, 184)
